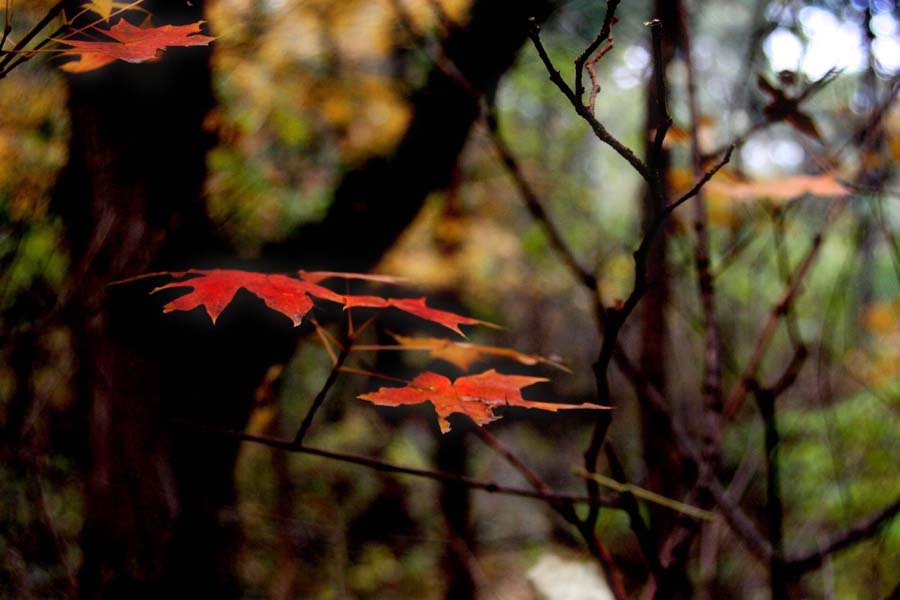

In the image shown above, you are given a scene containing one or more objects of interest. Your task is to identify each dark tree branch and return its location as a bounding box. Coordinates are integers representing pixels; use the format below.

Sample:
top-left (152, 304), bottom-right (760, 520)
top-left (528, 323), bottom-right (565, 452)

top-left (664, 145), bottom-right (734, 214)
top-left (183, 420), bottom-right (618, 506)
top-left (265, 0), bottom-right (552, 273)
top-left (605, 445), bottom-right (664, 580)
top-left (291, 336), bottom-right (352, 447)
top-left (785, 495), bottom-right (900, 574)
top-left (751, 382), bottom-right (788, 600)
top-left (723, 220), bottom-right (831, 419)
top-left (527, 18), bottom-right (654, 187)
top-left (583, 412), bottom-right (612, 532)
top-left (647, 19), bottom-right (673, 185)
top-left (0, 0), bottom-right (65, 77)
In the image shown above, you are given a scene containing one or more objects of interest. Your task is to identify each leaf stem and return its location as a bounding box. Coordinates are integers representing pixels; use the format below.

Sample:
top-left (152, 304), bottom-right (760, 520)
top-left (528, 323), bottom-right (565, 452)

top-left (291, 333), bottom-right (352, 447)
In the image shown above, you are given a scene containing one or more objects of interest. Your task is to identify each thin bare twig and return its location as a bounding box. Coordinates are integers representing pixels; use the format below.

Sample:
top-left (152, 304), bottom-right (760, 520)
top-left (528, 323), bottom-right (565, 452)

top-left (656, 4), bottom-right (727, 572)
top-left (723, 205), bottom-right (841, 420)
top-left (665, 145), bottom-right (734, 214)
top-left (750, 382), bottom-right (788, 599)
top-left (574, 0), bottom-right (620, 102)
top-left (604, 446), bottom-right (664, 577)
top-left (0, 0), bottom-right (64, 76)
top-left (484, 102), bottom-right (597, 290)
top-left (527, 18), bottom-right (653, 186)
top-left (647, 19), bottom-right (673, 186)
top-left (585, 40), bottom-right (614, 113)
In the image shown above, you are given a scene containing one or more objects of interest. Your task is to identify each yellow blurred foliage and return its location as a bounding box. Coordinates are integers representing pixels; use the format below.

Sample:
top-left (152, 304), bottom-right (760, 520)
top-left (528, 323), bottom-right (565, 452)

top-left (848, 300), bottom-right (900, 386)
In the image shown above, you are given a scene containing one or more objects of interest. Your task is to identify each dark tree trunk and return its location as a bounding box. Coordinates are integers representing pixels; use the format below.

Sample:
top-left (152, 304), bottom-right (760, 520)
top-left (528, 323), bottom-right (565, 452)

top-left (52, 2), bottom-right (284, 597)
top-left (638, 2), bottom-right (693, 598)
top-left (266, 0), bottom-right (552, 273)
top-left (55, 0), bottom-right (551, 596)
top-left (638, 0), bottom-right (685, 527)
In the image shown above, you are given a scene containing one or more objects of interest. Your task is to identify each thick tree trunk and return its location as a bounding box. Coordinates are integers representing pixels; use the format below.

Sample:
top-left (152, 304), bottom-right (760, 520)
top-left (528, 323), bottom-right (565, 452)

top-left (56, 0), bottom-right (551, 596)
top-left (52, 2), bottom-right (278, 597)
top-left (638, 0), bottom-right (684, 527)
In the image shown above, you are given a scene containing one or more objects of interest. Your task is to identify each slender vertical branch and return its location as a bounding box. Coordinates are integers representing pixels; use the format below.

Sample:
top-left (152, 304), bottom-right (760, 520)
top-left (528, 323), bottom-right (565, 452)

top-left (679, 0), bottom-right (724, 480)
top-left (647, 19), bottom-right (672, 186)
top-left (751, 382), bottom-right (788, 600)
top-left (605, 445), bottom-right (664, 579)
top-left (582, 411), bottom-right (612, 525)
top-left (723, 206), bottom-right (839, 420)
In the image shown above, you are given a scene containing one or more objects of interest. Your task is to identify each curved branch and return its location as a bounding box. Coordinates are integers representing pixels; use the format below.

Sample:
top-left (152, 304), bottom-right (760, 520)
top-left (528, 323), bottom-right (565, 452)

top-left (785, 496), bottom-right (900, 574)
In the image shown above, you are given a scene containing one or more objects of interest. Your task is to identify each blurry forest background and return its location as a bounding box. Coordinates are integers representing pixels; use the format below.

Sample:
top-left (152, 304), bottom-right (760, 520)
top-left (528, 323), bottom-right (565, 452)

top-left (1, 0), bottom-right (900, 598)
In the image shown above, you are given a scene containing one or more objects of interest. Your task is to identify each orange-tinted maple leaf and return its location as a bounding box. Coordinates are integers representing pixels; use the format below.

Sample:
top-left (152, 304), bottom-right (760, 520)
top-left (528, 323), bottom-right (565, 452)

top-left (56, 19), bottom-right (214, 73)
top-left (343, 295), bottom-right (496, 337)
top-left (152, 269), bottom-right (343, 326)
top-left (382, 334), bottom-right (570, 372)
top-left (358, 369), bottom-right (606, 433)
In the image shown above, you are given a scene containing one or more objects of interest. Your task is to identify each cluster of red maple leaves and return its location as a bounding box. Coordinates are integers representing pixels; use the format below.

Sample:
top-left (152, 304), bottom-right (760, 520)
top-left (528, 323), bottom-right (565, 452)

top-left (145, 269), bottom-right (605, 433)
top-left (54, 3), bottom-right (603, 432)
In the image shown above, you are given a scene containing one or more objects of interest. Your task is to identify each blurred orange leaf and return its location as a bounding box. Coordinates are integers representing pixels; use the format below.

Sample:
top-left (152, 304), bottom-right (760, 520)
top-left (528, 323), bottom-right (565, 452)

top-left (358, 334), bottom-right (570, 372)
top-left (705, 174), bottom-right (849, 202)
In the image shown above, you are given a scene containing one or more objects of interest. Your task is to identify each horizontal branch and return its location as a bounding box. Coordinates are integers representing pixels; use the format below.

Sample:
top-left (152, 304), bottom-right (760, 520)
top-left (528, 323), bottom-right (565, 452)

top-left (181, 420), bottom-right (616, 507)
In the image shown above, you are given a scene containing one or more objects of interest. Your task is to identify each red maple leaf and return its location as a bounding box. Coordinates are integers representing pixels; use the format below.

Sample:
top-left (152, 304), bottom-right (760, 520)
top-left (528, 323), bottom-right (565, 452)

top-left (342, 295), bottom-right (496, 337)
top-left (144, 269), bottom-right (492, 334)
top-left (152, 269), bottom-right (344, 326)
top-left (55, 19), bottom-right (214, 73)
top-left (358, 369), bottom-right (607, 433)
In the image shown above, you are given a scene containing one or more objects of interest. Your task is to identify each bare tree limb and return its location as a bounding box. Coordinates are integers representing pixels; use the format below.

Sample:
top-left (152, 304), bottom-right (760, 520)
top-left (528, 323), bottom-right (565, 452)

top-left (184, 421), bottom-right (617, 506)
top-left (484, 103), bottom-right (598, 290)
top-left (785, 495), bottom-right (900, 574)
top-left (527, 18), bottom-right (654, 187)
top-left (574, 0), bottom-right (620, 102)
